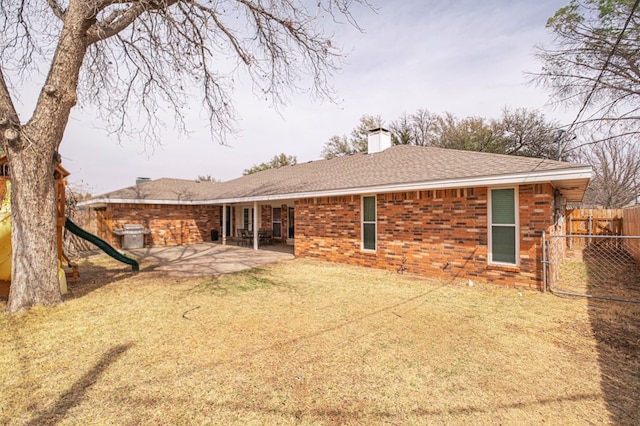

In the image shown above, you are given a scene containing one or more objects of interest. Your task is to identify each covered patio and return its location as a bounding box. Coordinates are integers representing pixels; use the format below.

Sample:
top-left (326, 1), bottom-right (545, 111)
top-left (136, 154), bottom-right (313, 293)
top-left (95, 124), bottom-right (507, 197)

top-left (217, 199), bottom-right (295, 250)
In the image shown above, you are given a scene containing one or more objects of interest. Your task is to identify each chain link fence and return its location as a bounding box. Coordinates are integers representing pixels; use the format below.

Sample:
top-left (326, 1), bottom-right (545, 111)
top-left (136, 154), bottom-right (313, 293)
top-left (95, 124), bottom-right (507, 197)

top-left (543, 234), bottom-right (640, 303)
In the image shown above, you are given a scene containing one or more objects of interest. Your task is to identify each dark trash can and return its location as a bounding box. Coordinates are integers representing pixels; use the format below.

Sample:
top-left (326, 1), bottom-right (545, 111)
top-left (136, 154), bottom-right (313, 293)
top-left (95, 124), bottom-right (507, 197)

top-left (211, 229), bottom-right (219, 241)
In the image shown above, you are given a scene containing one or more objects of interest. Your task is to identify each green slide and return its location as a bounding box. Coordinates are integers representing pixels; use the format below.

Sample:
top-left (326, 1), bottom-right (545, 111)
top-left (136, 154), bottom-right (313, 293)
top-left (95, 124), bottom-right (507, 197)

top-left (64, 218), bottom-right (140, 272)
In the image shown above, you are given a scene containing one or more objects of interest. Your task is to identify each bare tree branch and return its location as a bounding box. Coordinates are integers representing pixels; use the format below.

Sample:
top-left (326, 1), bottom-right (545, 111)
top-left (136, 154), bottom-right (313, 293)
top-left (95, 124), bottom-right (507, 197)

top-left (87, 0), bottom-right (180, 44)
top-left (581, 138), bottom-right (640, 208)
top-left (0, 68), bottom-right (20, 128)
top-left (46, 0), bottom-right (64, 20)
top-left (532, 0), bottom-right (640, 143)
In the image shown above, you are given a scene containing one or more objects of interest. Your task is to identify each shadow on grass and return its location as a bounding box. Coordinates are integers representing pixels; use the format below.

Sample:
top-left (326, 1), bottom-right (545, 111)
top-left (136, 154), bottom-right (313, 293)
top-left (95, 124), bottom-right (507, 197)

top-left (27, 343), bottom-right (133, 426)
top-left (0, 256), bottom-right (143, 306)
top-left (578, 242), bottom-right (640, 424)
top-left (187, 267), bottom-right (281, 296)
top-left (64, 256), bottom-right (145, 301)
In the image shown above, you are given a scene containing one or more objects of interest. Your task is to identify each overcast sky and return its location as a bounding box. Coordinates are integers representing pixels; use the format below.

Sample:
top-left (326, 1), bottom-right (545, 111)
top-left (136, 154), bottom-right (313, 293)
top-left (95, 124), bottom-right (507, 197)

top-left (48, 0), bottom-right (572, 195)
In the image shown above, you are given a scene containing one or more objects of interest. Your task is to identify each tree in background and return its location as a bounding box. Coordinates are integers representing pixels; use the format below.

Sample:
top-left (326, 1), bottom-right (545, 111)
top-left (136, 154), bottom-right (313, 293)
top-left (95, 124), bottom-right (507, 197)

top-left (581, 138), bottom-right (640, 208)
top-left (321, 114), bottom-right (383, 159)
top-left (388, 108), bottom-right (439, 146)
top-left (533, 0), bottom-right (640, 143)
top-left (0, 0), bottom-right (369, 312)
top-left (244, 153), bottom-right (297, 175)
top-left (431, 108), bottom-right (563, 157)
top-left (196, 175), bottom-right (219, 183)
top-left (430, 113), bottom-right (505, 153)
top-left (500, 107), bottom-right (563, 159)
top-left (322, 108), bottom-right (562, 159)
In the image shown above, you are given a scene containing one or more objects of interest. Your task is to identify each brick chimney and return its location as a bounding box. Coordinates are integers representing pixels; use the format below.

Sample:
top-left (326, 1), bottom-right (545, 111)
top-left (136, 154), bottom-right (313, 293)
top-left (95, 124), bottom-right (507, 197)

top-left (367, 128), bottom-right (391, 154)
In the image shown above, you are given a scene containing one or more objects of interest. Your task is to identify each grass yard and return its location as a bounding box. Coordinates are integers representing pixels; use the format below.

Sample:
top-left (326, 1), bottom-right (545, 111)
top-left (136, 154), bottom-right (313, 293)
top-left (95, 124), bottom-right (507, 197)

top-left (1, 255), bottom-right (639, 425)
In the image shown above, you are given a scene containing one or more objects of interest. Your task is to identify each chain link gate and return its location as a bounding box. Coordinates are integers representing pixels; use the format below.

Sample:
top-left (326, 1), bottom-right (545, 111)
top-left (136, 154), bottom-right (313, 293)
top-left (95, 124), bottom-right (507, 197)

top-left (542, 233), bottom-right (640, 303)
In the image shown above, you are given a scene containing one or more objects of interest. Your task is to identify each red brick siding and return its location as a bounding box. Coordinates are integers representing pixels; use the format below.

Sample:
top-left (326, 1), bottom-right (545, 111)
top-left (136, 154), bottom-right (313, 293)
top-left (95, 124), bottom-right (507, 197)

top-left (261, 205), bottom-right (272, 229)
top-left (294, 185), bottom-right (554, 289)
top-left (106, 203), bottom-right (220, 247)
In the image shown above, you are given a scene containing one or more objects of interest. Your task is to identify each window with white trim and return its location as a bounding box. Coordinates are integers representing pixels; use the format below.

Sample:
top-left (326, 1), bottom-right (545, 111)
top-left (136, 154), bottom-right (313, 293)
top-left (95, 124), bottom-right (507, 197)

top-left (489, 188), bottom-right (518, 265)
top-left (242, 207), bottom-right (254, 231)
top-left (272, 207), bottom-right (282, 238)
top-left (362, 196), bottom-right (376, 251)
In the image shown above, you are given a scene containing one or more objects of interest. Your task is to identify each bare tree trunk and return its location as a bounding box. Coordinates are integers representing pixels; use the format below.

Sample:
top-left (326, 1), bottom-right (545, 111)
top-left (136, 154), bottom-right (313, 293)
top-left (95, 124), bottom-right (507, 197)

top-left (2, 1), bottom-right (89, 311)
top-left (5, 141), bottom-right (61, 311)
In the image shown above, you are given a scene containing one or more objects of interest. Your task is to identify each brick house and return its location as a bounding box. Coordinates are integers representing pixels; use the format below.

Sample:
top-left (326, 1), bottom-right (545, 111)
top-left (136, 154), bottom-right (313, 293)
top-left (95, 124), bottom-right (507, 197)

top-left (81, 129), bottom-right (591, 289)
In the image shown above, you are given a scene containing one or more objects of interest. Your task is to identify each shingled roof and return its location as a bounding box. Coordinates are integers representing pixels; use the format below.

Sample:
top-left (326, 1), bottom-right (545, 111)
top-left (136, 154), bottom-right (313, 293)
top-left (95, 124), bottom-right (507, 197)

top-left (83, 145), bottom-right (591, 205)
top-left (87, 178), bottom-right (221, 203)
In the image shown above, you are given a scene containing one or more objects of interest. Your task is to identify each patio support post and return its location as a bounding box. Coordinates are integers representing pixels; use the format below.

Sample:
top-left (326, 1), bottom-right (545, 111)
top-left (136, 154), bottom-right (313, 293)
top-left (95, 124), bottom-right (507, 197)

top-left (253, 201), bottom-right (259, 250)
top-left (222, 203), bottom-right (227, 245)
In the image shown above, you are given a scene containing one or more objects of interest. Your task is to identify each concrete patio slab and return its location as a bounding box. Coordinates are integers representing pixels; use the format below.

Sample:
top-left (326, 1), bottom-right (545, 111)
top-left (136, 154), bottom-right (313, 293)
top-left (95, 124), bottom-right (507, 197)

top-left (127, 243), bottom-right (294, 277)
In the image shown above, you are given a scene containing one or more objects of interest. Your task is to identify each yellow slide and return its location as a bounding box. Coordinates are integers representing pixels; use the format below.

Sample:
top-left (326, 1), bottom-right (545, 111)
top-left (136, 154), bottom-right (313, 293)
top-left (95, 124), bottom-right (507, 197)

top-left (0, 180), bottom-right (66, 294)
top-left (0, 181), bottom-right (12, 280)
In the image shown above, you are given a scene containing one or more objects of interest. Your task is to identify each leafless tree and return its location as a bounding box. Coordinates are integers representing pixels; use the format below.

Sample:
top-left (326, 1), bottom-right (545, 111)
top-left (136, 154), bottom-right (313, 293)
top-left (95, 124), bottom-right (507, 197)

top-left (243, 152), bottom-right (297, 175)
top-left (581, 138), bottom-right (640, 208)
top-left (389, 108), bottom-right (439, 146)
top-left (321, 114), bottom-right (383, 159)
top-left (431, 113), bottom-right (505, 153)
top-left (196, 174), bottom-right (220, 182)
top-left (500, 107), bottom-right (563, 159)
top-left (388, 113), bottom-right (412, 145)
top-left (532, 0), bottom-right (640, 145)
top-left (325, 107), bottom-right (565, 159)
top-left (0, 0), bottom-right (370, 311)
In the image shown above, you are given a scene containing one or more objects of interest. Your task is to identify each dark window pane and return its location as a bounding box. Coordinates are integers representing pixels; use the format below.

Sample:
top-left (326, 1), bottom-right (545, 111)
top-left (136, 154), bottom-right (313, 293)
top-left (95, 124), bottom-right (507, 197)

top-left (363, 223), bottom-right (376, 250)
top-left (492, 226), bottom-right (516, 264)
top-left (272, 223), bottom-right (282, 238)
top-left (363, 196), bottom-right (376, 222)
top-left (491, 188), bottom-right (515, 224)
top-left (288, 208), bottom-right (295, 238)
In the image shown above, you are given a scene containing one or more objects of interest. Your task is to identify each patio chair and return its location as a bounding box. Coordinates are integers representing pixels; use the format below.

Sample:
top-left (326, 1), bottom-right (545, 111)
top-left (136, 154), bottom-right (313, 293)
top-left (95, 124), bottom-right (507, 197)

top-left (264, 229), bottom-right (273, 245)
top-left (239, 229), bottom-right (252, 247)
top-left (258, 229), bottom-right (267, 246)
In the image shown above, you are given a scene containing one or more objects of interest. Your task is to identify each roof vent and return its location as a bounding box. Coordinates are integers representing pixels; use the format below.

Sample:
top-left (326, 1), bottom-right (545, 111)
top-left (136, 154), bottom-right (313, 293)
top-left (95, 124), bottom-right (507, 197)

top-left (367, 128), bottom-right (391, 154)
top-left (136, 177), bottom-right (151, 185)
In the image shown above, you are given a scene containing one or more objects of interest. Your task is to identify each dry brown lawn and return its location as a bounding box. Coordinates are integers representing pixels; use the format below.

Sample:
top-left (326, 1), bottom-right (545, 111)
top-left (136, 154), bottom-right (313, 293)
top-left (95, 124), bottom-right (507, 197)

top-left (1, 254), bottom-right (638, 425)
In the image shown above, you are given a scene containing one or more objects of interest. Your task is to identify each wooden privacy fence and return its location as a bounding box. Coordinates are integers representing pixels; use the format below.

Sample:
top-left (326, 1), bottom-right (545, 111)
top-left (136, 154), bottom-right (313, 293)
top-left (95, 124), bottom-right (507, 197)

top-left (565, 207), bottom-right (640, 264)
top-left (566, 209), bottom-right (623, 238)
top-left (623, 206), bottom-right (640, 236)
